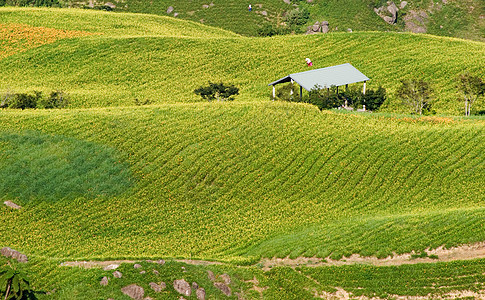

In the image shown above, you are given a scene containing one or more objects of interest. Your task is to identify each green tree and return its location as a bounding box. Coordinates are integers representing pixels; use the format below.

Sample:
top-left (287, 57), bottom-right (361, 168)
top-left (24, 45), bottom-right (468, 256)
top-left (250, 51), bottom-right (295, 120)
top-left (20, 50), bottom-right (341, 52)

top-left (194, 82), bottom-right (239, 101)
top-left (396, 79), bottom-right (433, 115)
top-left (456, 73), bottom-right (485, 116)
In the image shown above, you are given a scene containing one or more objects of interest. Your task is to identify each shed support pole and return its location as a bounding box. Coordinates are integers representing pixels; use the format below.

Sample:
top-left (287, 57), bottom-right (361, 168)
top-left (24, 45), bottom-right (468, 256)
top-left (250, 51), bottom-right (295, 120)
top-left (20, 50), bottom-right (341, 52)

top-left (272, 85), bottom-right (275, 100)
top-left (290, 79), bottom-right (294, 96)
top-left (362, 81), bottom-right (367, 111)
top-left (300, 86), bottom-right (302, 101)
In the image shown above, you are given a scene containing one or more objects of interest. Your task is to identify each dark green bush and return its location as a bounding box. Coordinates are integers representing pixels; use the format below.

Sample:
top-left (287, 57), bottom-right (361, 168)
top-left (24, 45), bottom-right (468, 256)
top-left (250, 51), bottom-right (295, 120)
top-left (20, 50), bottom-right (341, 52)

top-left (194, 82), bottom-right (239, 101)
top-left (285, 7), bottom-right (310, 27)
top-left (1, 90), bottom-right (69, 109)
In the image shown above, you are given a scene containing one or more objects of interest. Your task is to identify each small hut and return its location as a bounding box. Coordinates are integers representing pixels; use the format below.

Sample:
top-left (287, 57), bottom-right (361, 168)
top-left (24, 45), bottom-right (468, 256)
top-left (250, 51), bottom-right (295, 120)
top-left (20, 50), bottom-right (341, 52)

top-left (268, 63), bottom-right (369, 102)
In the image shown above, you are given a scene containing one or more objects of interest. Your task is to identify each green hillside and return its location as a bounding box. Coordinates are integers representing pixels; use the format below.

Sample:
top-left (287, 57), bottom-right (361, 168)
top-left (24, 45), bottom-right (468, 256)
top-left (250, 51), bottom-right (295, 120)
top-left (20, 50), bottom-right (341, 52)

top-left (1, 8), bottom-right (484, 114)
top-left (105, 0), bottom-right (485, 41)
top-left (0, 6), bottom-right (485, 300)
top-left (0, 102), bottom-right (484, 298)
top-left (0, 102), bottom-right (483, 260)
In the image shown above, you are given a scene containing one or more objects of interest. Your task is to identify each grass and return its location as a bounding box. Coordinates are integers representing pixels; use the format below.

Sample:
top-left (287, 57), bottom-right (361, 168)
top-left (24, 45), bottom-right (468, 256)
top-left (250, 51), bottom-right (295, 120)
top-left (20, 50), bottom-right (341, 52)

top-left (0, 8), bottom-right (484, 114)
top-left (0, 7), bottom-right (484, 299)
top-left (0, 102), bottom-right (483, 261)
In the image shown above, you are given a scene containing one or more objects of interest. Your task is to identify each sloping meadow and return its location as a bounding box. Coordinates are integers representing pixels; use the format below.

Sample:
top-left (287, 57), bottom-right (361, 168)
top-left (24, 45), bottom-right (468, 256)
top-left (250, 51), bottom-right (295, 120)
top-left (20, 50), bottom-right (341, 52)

top-left (0, 102), bottom-right (483, 261)
top-left (0, 8), bottom-right (484, 114)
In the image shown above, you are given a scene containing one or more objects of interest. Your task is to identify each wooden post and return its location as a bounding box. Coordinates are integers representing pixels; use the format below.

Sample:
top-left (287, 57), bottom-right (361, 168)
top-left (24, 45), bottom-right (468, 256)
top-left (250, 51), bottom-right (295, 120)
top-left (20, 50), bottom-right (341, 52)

top-left (362, 81), bottom-right (367, 111)
top-left (272, 85), bottom-right (275, 100)
top-left (290, 79), bottom-right (294, 96)
top-left (300, 85), bottom-right (302, 101)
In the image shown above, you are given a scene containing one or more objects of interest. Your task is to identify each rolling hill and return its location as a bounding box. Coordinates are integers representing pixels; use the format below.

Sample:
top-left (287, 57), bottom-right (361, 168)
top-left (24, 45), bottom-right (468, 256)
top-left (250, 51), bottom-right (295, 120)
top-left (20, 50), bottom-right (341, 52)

top-left (0, 6), bottom-right (484, 300)
top-left (1, 8), bottom-right (484, 114)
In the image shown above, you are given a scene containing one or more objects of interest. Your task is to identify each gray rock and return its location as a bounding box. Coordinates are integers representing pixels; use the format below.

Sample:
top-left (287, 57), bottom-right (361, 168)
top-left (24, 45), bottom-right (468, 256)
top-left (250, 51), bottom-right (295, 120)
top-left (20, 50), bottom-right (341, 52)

top-left (321, 21), bottom-right (329, 33)
top-left (214, 282), bottom-right (231, 296)
top-left (192, 282), bottom-right (199, 290)
top-left (375, 1), bottom-right (399, 24)
top-left (196, 288), bottom-right (206, 300)
top-left (209, 2), bottom-right (214, 6)
top-left (283, 0), bottom-right (291, 4)
top-left (261, 11), bottom-right (268, 16)
top-left (113, 271), bottom-right (122, 278)
top-left (167, 6), bottom-right (174, 14)
top-left (149, 282), bottom-right (162, 293)
top-left (202, 4), bottom-right (209, 8)
top-left (400, 1), bottom-right (408, 9)
top-left (134, 263), bottom-right (142, 269)
top-left (347, 28), bottom-right (352, 32)
top-left (160, 282), bottom-right (166, 289)
top-left (103, 264), bottom-right (119, 271)
top-left (174, 13), bottom-right (179, 17)
top-left (104, 2), bottom-right (115, 9)
top-left (4, 201), bottom-right (21, 209)
top-left (152, 269), bottom-right (160, 275)
top-left (207, 270), bottom-right (216, 281)
top-left (140, 270), bottom-right (146, 274)
top-left (100, 276), bottom-right (109, 286)
top-left (121, 284), bottom-right (145, 300)
top-left (220, 273), bottom-right (231, 285)
top-left (174, 279), bottom-right (191, 296)
top-left (1, 247), bottom-right (27, 263)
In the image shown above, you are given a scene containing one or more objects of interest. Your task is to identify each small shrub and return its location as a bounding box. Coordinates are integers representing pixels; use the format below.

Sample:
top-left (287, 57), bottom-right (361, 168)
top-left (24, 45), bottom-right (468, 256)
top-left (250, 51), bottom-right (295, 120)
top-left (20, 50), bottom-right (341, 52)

top-left (285, 7), bottom-right (310, 27)
top-left (0, 262), bottom-right (37, 300)
top-left (1, 90), bottom-right (69, 109)
top-left (194, 82), bottom-right (239, 101)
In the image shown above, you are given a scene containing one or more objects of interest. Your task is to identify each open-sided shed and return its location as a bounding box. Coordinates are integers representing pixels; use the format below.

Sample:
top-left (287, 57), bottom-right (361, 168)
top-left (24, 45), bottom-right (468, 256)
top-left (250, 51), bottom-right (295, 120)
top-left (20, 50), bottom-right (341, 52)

top-left (268, 63), bottom-right (369, 100)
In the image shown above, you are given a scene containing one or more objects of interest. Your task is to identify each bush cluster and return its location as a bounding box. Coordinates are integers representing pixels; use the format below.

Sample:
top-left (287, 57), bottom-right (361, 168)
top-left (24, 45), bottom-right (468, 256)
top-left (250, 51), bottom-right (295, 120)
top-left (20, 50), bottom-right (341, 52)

top-left (0, 0), bottom-right (60, 7)
top-left (276, 83), bottom-right (386, 111)
top-left (1, 90), bottom-right (69, 109)
top-left (194, 82), bottom-right (239, 101)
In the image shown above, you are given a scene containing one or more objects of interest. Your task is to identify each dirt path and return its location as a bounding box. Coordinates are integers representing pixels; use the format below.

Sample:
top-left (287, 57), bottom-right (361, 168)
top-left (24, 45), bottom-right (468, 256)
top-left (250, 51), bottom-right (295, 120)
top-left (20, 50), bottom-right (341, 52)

top-left (60, 259), bottom-right (222, 268)
top-left (260, 242), bottom-right (485, 271)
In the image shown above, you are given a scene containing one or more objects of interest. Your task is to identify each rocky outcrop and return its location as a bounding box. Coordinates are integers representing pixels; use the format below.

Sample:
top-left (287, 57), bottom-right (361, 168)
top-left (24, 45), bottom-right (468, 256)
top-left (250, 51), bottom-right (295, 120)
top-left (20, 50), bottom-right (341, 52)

top-left (121, 284), bottom-right (144, 300)
top-left (214, 282), bottom-right (231, 296)
top-left (174, 279), bottom-right (191, 296)
top-left (374, 1), bottom-right (399, 24)
top-left (306, 21), bottom-right (329, 34)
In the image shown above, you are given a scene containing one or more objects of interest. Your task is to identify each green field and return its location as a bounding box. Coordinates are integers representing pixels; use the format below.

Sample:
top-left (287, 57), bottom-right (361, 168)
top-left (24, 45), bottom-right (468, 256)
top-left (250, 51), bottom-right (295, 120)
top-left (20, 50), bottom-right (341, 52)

top-left (1, 8), bottom-right (484, 114)
top-left (0, 6), bottom-right (484, 300)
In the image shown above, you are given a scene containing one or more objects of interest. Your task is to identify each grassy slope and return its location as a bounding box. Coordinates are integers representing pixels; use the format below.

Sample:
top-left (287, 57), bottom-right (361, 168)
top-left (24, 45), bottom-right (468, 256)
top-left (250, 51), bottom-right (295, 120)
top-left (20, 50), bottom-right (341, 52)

top-left (121, 0), bottom-right (485, 41)
top-left (1, 8), bottom-right (484, 114)
top-left (0, 102), bottom-right (483, 261)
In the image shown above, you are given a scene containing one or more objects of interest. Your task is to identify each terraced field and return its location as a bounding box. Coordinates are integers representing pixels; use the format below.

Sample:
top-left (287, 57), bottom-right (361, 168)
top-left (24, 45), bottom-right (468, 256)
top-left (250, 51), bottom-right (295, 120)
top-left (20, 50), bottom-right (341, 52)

top-left (0, 7), bottom-right (484, 300)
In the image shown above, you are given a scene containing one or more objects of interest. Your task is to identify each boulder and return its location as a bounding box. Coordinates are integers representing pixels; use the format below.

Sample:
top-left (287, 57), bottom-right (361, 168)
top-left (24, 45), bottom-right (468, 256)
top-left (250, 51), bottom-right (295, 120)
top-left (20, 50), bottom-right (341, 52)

top-left (196, 288), bottom-right (206, 300)
top-left (121, 284), bottom-right (145, 300)
top-left (214, 282), bottom-right (231, 296)
top-left (140, 270), bottom-right (146, 274)
top-left (100, 276), bottom-right (109, 286)
top-left (202, 4), bottom-right (209, 8)
top-left (174, 13), bottom-right (179, 17)
top-left (149, 282), bottom-right (162, 293)
top-left (207, 270), bottom-right (216, 281)
top-left (113, 271), bottom-right (122, 278)
top-left (4, 201), bottom-right (21, 210)
top-left (152, 269), bottom-right (160, 275)
top-left (103, 264), bottom-right (119, 271)
top-left (160, 282), bottom-right (167, 289)
top-left (167, 6), bottom-right (174, 14)
top-left (134, 263), bottom-right (142, 269)
top-left (261, 11), bottom-right (268, 16)
top-left (283, 0), bottom-right (291, 4)
top-left (1, 247), bottom-right (27, 263)
top-left (374, 1), bottom-right (399, 24)
top-left (400, 1), bottom-right (408, 9)
top-left (220, 273), bottom-right (231, 285)
top-left (192, 282), bottom-right (199, 290)
top-left (174, 279), bottom-right (191, 296)
top-left (321, 21), bottom-right (329, 33)
top-left (104, 2), bottom-right (115, 9)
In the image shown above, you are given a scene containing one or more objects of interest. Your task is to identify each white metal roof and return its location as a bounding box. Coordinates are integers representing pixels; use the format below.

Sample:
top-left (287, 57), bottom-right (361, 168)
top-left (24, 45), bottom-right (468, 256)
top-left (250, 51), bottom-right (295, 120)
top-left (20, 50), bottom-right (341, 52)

top-left (268, 63), bottom-right (369, 91)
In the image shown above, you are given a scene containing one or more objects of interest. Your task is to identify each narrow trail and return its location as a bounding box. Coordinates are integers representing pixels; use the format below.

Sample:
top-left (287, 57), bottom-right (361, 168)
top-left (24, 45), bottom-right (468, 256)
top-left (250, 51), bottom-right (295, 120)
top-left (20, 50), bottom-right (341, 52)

top-left (59, 242), bottom-right (485, 270)
top-left (259, 242), bottom-right (485, 270)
